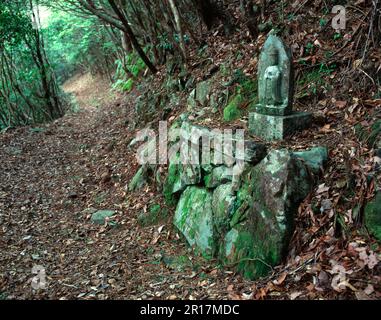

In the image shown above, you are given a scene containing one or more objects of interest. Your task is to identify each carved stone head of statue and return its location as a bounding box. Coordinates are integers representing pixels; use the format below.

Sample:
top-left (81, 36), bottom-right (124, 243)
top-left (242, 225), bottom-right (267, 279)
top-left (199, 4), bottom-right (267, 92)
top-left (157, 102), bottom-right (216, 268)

top-left (255, 35), bottom-right (294, 116)
top-left (268, 45), bottom-right (279, 66)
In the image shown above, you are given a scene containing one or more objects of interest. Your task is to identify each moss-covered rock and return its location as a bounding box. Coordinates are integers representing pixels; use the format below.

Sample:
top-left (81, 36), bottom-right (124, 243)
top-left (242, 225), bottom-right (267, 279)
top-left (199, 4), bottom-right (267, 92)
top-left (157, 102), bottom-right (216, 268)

top-left (221, 150), bottom-right (315, 280)
top-left (204, 166), bottom-right (233, 189)
top-left (292, 146), bottom-right (328, 175)
top-left (174, 186), bottom-right (215, 257)
top-left (163, 160), bottom-right (183, 206)
top-left (91, 210), bottom-right (116, 225)
top-left (129, 166), bottom-right (148, 191)
top-left (229, 167), bottom-right (253, 228)
top-left (223, 224), bottom-right (280, 279)
top-left (163, 160), bottom-right (201, 206)
top-left (223, 94), bottom-right (243, 122)
top-left (365, 191), bottom-right (381, 241)
top-left (239, 141), bottom-right (267, 164)
top-left (212, 184), bottom-right (236, 235)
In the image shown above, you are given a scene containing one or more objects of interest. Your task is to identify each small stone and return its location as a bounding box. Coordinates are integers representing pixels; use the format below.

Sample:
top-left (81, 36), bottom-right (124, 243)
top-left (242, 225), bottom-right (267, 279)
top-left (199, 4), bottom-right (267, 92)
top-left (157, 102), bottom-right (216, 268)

top-left (68, 192), bottom-right (78, 199)
top-left (292, 147), bottom-right (328, 174)
top-left (101, 171), bottom-right (111, 183)
top-left (128, 166), bottom-right (148, 191)
top-left (91, 210), bottom-right (116, 225)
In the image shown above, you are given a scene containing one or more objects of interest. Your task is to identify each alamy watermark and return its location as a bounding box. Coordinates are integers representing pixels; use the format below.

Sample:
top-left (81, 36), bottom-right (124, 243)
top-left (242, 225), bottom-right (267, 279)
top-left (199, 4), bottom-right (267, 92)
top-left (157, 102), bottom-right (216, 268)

top-left (332, 5), bottom-right (346, 31)
top-left (134, 121), bottom-right (247, 178)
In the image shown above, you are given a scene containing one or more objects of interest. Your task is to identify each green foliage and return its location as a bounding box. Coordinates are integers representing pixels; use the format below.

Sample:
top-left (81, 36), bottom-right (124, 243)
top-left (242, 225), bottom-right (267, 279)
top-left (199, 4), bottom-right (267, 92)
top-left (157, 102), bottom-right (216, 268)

top-left (305, 42), bottom-right (315, 55)
top-left (319, 18), bottom-right (328, 27)
top-left (0, 1), bottom-right (33, 45)
top-left (44, 11), bottom-right (118, 83)
top-left (223, 94), bottom-right (243, 122)
top-left (333, 33), bottom-right (343, 41)
top-left (0, 1), bottom-right (65, 130)
top-left (113, 52), bottom-right (147, 92)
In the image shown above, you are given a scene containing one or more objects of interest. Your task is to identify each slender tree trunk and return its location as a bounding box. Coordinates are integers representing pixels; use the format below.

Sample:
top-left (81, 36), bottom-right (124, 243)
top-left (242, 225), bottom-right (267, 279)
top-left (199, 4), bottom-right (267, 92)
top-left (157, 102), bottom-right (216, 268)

top-left (108, 0), bottom-right (157, 74)
top-left (121, 30), bottom-right (133, 52)
top-left (168, 0), bottom-right (187, 63)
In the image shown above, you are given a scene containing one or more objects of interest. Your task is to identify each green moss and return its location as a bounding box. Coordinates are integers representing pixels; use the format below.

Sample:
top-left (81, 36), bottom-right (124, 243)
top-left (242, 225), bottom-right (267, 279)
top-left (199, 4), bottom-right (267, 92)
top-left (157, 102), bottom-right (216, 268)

top-left (240, 78), bottom-right (258, 102)
top-left (128, 166), bottom-right (147, 191)
top-left (174, 187), bottom-right (215, 256)
top-left (224, 225), bottom-right (280, 280)
top-left (223, 94), bottom-right (243, 122)
top-left (234, 232), bottom-right (271, 279)
top-left (163, 162), bottom-right (180, 206)
top-left (204, 174), bottom-right (212, 188)
top-left (123, 78), bottom-right (134, 92)
top-left (229, 169), bottom-right (253, 228)
top-left (365, 192), bottom-right (381, 241)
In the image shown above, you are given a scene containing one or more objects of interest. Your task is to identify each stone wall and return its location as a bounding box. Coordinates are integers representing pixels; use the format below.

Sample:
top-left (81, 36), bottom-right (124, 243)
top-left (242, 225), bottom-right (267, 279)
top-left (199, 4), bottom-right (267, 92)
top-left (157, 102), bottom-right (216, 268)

top-left (160, 120), bottom-right (328, 279)
top-left (129, 117), bottom-right (328, 279)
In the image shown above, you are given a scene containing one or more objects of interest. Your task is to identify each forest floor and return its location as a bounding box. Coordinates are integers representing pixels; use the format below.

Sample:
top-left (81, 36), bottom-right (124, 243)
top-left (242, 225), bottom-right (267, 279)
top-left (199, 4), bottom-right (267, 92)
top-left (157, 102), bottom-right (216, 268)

top-left (0, 73), bottom-right (253, 300)
top-left (0, 72), bottom-right (380, 300)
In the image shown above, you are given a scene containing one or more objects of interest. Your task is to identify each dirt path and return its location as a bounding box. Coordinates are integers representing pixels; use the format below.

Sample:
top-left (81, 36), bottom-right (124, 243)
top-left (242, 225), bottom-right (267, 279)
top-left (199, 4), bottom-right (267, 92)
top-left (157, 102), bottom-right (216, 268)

top-left (0, 74), bottom-right (244, 300)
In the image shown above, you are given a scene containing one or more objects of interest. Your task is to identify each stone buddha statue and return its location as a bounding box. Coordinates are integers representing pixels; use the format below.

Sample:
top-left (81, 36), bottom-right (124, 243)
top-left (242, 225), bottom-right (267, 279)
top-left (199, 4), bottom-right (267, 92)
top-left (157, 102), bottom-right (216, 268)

top-left (249, 34), bottom-right (312, 141)
top-left (263, 46), bottom-right (282, 107)
top-left (255, 34), bottom-right (294, 116)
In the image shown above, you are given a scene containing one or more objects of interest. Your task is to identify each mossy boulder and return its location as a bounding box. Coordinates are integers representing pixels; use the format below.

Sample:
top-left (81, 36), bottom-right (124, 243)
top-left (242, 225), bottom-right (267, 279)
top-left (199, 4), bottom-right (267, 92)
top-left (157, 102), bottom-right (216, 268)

top-left (222, 149), bottom-right (315, 279)
top-left (365, 191), bottom-right (381, 241)
top-left (163, 161), bottom-right (183, 206)
top-left (174, 186), bottom-right (215, 257)
top-left (229, 167), bottom-right (252, 228)
top-left (292, 146), bottom-right (328, 175)
top-left (223, 94), bottom-right (243, 122)
top-left (223, 225), bottom-right (280, 279)
top-left (163, 160), bottom-right (201, 206)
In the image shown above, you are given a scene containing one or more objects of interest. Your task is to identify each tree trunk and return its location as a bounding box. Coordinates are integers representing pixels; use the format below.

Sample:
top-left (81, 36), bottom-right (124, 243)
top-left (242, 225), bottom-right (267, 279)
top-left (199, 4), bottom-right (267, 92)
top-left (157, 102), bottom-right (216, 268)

top-left (108, 0), bottom-right (157, 74)
top-left (121, 30), bottom-right (133, 52)
top-left (168, 0), bottom-right (187, 63)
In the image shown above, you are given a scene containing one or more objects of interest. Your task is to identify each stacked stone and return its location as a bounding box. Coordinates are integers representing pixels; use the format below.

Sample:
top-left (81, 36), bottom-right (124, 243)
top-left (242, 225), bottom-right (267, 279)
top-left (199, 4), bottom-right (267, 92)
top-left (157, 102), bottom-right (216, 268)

top-left (164, 121), bottom-right (328, 279)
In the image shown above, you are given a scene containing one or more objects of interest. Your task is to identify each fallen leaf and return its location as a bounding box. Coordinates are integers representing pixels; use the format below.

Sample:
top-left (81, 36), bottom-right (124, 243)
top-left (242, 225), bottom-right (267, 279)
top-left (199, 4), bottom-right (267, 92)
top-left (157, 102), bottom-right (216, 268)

top-left (290, 291), bottom-right (303, 300)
